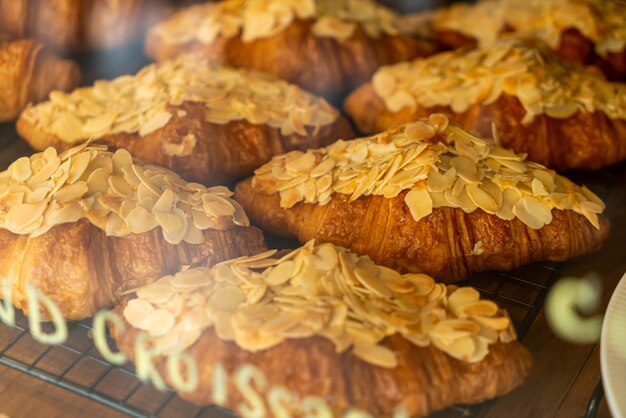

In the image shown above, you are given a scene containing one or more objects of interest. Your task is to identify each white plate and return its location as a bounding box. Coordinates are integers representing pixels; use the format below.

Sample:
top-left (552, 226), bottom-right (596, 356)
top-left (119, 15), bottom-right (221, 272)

top-left (601, 271), bottom-right (626, 418)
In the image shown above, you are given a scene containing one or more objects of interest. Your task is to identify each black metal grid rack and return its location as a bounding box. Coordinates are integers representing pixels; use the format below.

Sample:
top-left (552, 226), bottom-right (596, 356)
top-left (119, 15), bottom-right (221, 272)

top-left (0, 259), bottom-right (564, 418)
top-left (1, 22), bottom-right (624, 417)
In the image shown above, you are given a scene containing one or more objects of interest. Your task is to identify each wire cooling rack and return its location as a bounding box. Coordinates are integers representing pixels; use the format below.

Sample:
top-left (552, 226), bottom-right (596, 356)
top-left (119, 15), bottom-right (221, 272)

top-left (0, 259), bottom-right (564, 418)
top-left (2, 3), bottom-right (622, 413)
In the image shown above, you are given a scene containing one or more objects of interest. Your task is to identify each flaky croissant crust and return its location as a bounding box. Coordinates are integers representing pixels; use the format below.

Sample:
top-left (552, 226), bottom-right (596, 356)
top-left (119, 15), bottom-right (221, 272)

top-left (344, 86), bottom-right (626, 171)
top-left (112, 310), bottom-right (532, 418)
top-left (235, 178), bottom-right (609, 281)
top-left (0, 0), bottom-right (165, 52)
top-left (0, 219), bottom-right (266, 319)
top-left (146, 19), bottom-right (436, 98)
top-left (17, 101), bottom-right (355, 185)
top-left (0, 39), bottom-right (80, 121)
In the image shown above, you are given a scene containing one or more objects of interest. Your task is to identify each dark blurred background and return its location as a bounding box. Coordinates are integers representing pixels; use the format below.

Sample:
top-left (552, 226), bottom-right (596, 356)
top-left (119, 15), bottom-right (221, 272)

top-left (381, 0), bottom-right (471, 12)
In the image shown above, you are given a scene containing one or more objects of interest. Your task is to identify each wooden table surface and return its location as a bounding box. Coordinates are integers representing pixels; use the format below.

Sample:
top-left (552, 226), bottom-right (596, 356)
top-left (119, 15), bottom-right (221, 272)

top-left (0, 131), bottom-right (624, 418)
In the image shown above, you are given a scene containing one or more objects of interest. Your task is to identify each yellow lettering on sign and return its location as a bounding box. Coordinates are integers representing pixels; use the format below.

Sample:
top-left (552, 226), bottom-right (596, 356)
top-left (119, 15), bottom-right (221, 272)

top-left (344, 409), bottom-right (374, 418)
top-left (26, 283), bottom-right (67, 345)
top-left (301, 396), bottom-right (333, 418)
top-left (236, 364), bottom-right (268, 418)
top-left (212, 362), bottom-right (228, 406)
top-left (166, 352), bottom-right (199, 393)
top-left (268, 386), bottom-right (296, 418)
top-left (134, 332), bottom-right (167, 391)
top-left (393, 406), bottom-right (410, 418)
top-left (92, 310), bottom-right (128, 365)
top-left (0, 281), bottom-right (15, 326)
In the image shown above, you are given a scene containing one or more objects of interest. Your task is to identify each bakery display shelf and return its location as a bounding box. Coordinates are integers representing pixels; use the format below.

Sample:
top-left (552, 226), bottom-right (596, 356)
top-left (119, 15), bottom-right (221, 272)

top-left (1, 30), bottom-right (622, 416)
top-left (0, 258), bottom-right (564, 418)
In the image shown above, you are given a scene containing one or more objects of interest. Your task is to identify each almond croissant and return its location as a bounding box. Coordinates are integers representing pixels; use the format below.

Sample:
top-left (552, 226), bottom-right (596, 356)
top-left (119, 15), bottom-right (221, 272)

top-left (145, 0), bottom-right (437, 98)
top-left (0, 143), bottom-right (266, 320)
top-left (111, 242), bottom-right (532, 417)
top-left (0, 38), bottom-right (80, 122)
top-left (344, 41), bottom-right (626, 170)
top-left (429, 0), bottom-right (626, 81)
top-left (235, 115), bottom-right (609, 282)
top-left (17, 55), bottom-right (353, 186)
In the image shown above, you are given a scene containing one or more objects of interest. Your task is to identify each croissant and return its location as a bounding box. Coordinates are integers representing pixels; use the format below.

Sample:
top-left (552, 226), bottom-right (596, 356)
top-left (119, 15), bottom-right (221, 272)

top-left (235, 115), bottom-right (609, 282)
top-left (0, 143), bottom-right (266, 320)
top-left (145, 0), bottom-right (437, 98)
top-left (344, 41), bottom-right (626, 171)
top-left (111, 241), bottom-right (532, 417)
top-left (429, 0), bottom-right (626, 81)
top-left (0, 38), bottom-right (80, 122)
top-left (17, 55), bottom-right (353, 186)
top-left (0, 0), bottom-right (168, 52)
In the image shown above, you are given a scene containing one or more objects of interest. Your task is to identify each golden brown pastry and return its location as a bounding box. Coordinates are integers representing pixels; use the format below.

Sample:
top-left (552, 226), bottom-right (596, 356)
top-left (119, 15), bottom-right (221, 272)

top-left (0, 0), bottom-right (168, 52)
top-left (0, 143), bottom-right (266, 320)
top-left (430, 0), bottom-right (626, 80)
top-left (0, 38), bottom-right (80, 122)
top-left (111, 241), bottom-right (532, 417)
top-left (17, 55), bottom-right (353, 186)
top-left (235, 115), bottom-right (609, 282)
top-left (345, 41), bottom-right (626, 170)
top-left (145, 0), bottom-right (437, 98)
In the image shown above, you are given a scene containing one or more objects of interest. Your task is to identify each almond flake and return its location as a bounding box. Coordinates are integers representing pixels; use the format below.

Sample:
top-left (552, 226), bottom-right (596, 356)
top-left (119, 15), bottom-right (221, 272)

top-left (404, 188), bottom-right (433, 222)
top-left (353, 342), bottom-right (398, 369)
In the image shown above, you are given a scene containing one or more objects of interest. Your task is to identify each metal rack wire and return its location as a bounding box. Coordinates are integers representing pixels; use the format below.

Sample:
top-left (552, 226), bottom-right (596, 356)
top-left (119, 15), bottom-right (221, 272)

top-left (2, 38), bottom-right (623, 416)
top-left (0, 259), bottom-right (564, 418)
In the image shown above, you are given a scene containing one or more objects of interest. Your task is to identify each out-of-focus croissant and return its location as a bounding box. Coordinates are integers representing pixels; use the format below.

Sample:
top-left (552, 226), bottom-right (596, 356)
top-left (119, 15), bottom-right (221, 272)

top-left (0, 0), bottom-right (168, 52)
top-left (429, 0), bottom-right (626, 81)
top-left (235, 115), bottom-right (609, 282)
top-left (0, 143), bottom-right (266, 320)
top-left (17, 55), bottom-right (354, 185)
top-left (345, 41), bottom-right (626, 170)
top-left (0, 38), bottom-right (80, 122)
top-left (145, 0), bottom-right (437, 98)
top-left (112, 242), bottom-right (532, 417)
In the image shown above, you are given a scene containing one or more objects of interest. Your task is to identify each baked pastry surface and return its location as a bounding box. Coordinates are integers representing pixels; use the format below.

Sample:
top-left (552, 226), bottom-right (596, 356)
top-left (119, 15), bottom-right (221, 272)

top-left (430, 0), bottom-right (626, 80)
top-left (0, 0), bottom-right (167, 52)
top-left (235, 115), bottom-right (609, 281)
top-left (0, 143), bottom-right (266, 319)
top-left (344, 41), bottom-right (626, 170)
top-left (112, 241), bottom-right (532, 417)
top-left (145, 0), bottom-right (437, 97)
top-left (432, 0), bottom-right (626, 80)
top-left (0, 38), bottom-right (80, 122)
top-left (17, 56), bottom-right (353, 185)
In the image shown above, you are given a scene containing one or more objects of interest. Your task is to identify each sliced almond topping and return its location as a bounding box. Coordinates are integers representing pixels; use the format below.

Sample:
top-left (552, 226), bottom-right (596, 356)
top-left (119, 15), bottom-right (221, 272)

top-left (55, 182), bottom-right (89, 204)
top-left (450, 156), bottom-right (480, 184)
top-left (255, 112), bottom-right (602, 230)
top-left (140, 110), bottom-right (172, 137)
top-left (11, 157), bottom-right (32, 182)
top-left (405, 121), bottom-right (436, 142)
top-left (354, 267), bottom-right (393, 298)
top-left (404, 187), bottom-right (433, 222)
top-left (24, 55), bottom-right (340, 145)
top-left (265, 261), bottom-right (295, 286)
top-left (513, 196), bottom-right (553, 229)
top-left (353, 342), bottom-right (398, 369)
top-left (208, 286), bottom-right (246, 312)
top-left (143, 309), bottom-right (176, 337)
top-left (372, 70), bottom-right (397, 97)
top-left (126, 242), bottom-right (517, 364)
top-left (82, 113), bottom-right (117, 136)
top-left (6, 202), bottom-right (46, 232)
top-left (466, 184), bottom-right (499, 214)
top-left (123, 299), bottom-right (155, 329)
